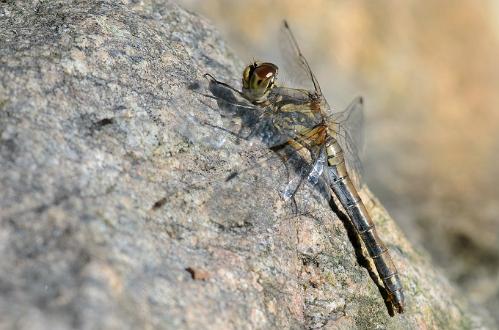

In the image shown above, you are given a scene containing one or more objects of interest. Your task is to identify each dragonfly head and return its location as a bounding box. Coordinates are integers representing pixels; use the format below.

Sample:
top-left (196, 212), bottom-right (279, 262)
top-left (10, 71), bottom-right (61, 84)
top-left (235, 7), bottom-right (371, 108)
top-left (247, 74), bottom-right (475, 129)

top-left (242, 62), bottom-right (278, 103)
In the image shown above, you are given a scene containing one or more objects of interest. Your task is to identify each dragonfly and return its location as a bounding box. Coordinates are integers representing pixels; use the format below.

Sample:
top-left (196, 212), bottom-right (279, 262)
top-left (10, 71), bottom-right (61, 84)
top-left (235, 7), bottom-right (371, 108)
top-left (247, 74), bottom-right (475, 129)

top-left (202, 21), bottom-right (404, 314)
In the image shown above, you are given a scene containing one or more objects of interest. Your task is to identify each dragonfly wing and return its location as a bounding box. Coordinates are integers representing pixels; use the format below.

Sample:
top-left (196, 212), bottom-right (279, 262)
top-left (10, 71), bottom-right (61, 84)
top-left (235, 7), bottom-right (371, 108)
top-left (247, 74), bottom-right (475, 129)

top-left (205, 74), bottom-right (262, 126)
top-left (199, 74), bottom-right (331, 216)
top-left (307, 147), bottom-right (327, 186)
top-left (203, 75), bottom-right (292, 148)
top-left (278, 21), bottom-right (322, 95)
top-left (328, 97), bottom-right (365, 188)
top-left (223, 140), bottom-right (324, 210)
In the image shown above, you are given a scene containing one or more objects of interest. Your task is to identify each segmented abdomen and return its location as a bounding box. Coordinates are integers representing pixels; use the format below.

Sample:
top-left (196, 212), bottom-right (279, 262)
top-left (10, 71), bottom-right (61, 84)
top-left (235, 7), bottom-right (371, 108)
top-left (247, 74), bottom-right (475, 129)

top-left (326, 138), bottom-right (405, 313)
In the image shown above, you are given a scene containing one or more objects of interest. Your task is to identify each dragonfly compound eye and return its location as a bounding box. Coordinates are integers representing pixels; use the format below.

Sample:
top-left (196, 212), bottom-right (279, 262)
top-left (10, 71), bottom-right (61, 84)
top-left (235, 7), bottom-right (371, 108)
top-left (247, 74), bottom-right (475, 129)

top-left (242, 62), bottom-right (278, 103)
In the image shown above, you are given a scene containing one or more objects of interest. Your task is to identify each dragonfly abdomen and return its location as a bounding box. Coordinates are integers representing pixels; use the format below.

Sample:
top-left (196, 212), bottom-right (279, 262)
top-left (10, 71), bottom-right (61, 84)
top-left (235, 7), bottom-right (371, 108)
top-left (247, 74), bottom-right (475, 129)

top-left (326, 138), bottom-right (405, 313)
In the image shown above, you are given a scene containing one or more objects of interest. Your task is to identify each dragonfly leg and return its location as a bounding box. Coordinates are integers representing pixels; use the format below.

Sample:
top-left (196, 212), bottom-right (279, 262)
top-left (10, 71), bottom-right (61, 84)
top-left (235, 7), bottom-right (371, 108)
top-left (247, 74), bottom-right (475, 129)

top-left (204, 73), bottom-right (248, 99)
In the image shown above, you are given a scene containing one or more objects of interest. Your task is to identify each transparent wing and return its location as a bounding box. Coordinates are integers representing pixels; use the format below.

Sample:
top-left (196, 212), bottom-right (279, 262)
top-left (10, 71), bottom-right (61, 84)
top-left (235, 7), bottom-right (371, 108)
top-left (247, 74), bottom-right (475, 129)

top-left (222, 134), bottom-right (331, 206)
top-left (278, 21), bottom-right (364, 188)
top-left (278, 21), bottom-right (322, 95)
top-left (278, 21), bottom-right (337, 122)
top-left (281, 144), bottom-right (327, 201)
top-left (200, 74), bottom-right (331, 210)
top-left (202, 74), bottom-right (294, 148)
top-left (203, 74), bottom-right (263, 136)
top-left (327, 96), bottom-right (365, 187)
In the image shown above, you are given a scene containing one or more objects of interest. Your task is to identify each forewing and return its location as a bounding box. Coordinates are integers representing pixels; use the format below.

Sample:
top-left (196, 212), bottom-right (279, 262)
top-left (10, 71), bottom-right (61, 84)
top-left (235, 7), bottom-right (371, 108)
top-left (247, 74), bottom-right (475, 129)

top-left (197, 74), bottom-right (332, 215)
top-left (205, 74), bottom-right (263, 135)
top-left (202, 75), bottom-right (295, 148)
top-left (278, 21), bottom-right (321, 95)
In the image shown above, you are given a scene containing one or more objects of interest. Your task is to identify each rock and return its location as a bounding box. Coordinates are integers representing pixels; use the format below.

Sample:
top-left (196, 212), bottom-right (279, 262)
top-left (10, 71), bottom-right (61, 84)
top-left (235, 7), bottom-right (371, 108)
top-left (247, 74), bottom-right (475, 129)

top-left (0, 1), bottom-right (495, 329)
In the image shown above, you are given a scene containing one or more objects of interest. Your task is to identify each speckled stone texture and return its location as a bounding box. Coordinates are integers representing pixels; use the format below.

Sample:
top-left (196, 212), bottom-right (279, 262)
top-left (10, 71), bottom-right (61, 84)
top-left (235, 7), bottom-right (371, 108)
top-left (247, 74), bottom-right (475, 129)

top-left (0, 1), bottom-right (495, 329)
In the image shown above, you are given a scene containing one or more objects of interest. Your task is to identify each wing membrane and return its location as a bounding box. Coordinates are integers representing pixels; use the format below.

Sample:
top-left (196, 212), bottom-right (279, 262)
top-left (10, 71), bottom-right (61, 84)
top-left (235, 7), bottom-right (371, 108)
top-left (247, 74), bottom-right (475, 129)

top-left (278, 21), bottom-right (321, 95)
top-left (204, 74), bottom-right (291, 148)
top-left (328, 97), bottom-right (365, 187)
top-left (278, 21), bottom-right (364, 187)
